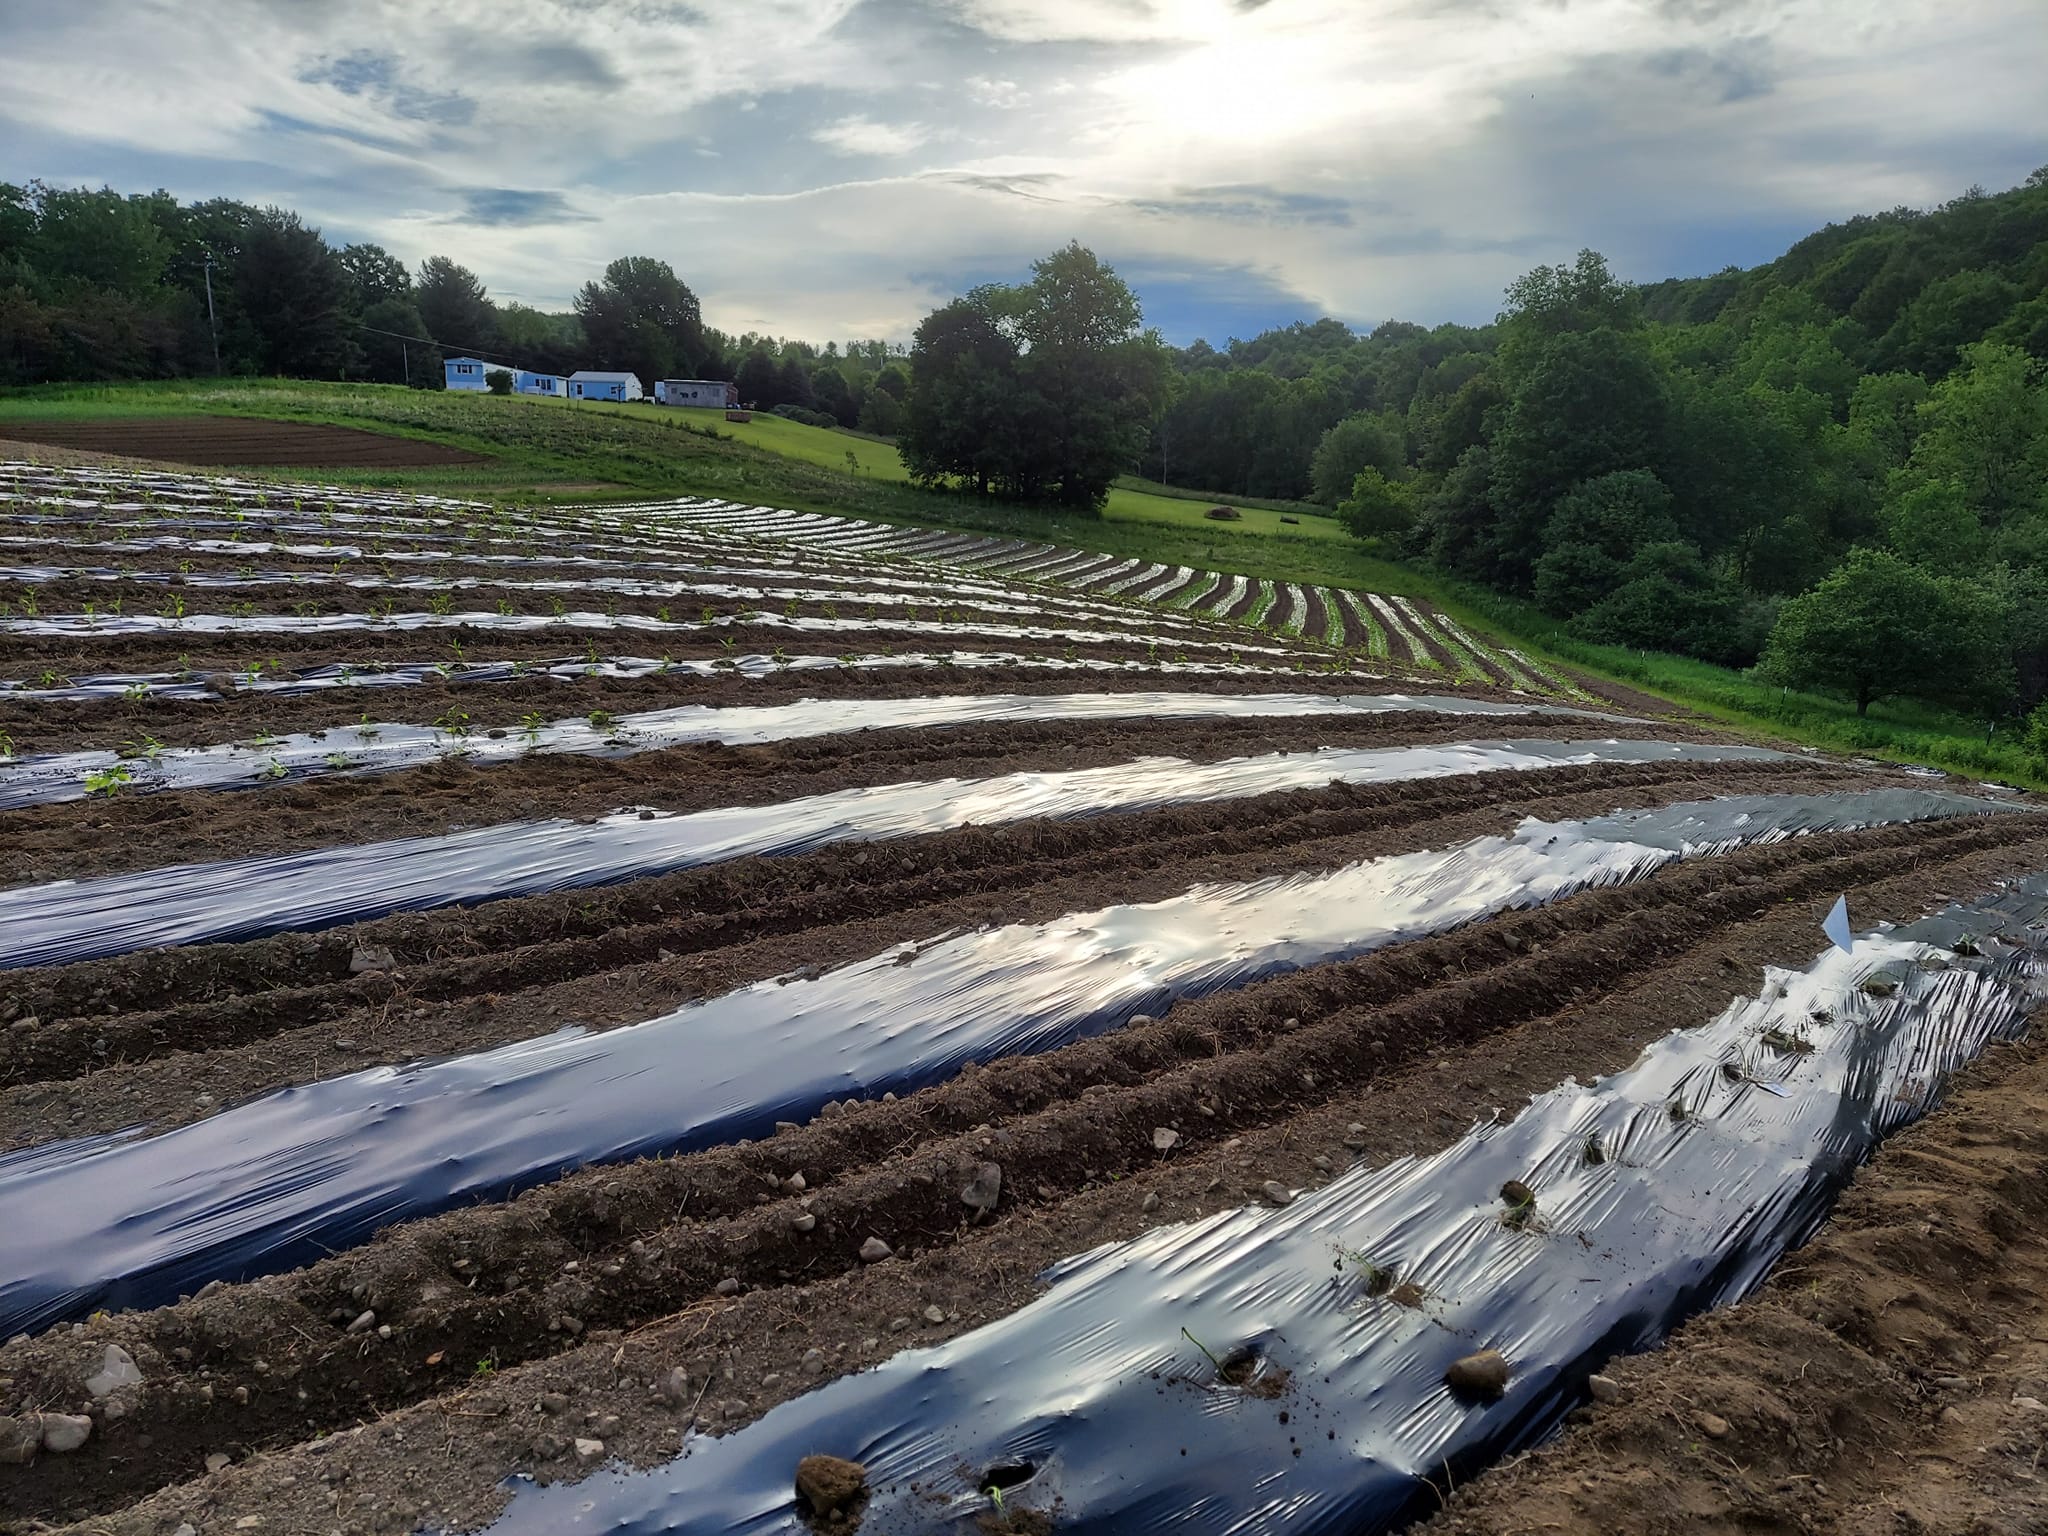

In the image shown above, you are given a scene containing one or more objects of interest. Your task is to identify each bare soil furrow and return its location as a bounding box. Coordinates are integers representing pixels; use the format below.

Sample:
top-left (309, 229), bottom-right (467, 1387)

top-left (1, 656), bottom-right (1485, 757)
top-left (0, 705), bottom-right (1656, 888)
top-left (0, 758), bottom-right (1852, 1111)
top-left (12, 822), bottom-right (2045, 1531)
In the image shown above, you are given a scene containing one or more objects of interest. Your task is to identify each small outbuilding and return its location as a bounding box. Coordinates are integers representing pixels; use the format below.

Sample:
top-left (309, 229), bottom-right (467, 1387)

top-left (655, 378), bottom-right (739, 408)
top-left (443, 356), bottom-right (492, 391)
top-left (568, 371), bottom-right (644, 402)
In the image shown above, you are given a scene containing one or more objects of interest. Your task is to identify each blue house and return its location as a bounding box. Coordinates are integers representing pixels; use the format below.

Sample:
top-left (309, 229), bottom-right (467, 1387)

top-left (568, 371), bottom-right (644, 402)
top-left (513, 370), bottom-right (564, 397)
top-left (443, 356), bottom-right (492, 391)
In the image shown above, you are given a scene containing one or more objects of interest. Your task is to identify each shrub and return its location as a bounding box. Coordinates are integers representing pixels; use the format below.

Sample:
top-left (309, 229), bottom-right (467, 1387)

top-left (484, 368), bottom-right (513, 395)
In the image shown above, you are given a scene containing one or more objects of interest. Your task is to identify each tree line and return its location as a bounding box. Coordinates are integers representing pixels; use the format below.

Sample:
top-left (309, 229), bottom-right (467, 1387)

top-left (1058, 170), bottom-right (2044, 726)
top-left (0, 180), bottom-right (914, 428)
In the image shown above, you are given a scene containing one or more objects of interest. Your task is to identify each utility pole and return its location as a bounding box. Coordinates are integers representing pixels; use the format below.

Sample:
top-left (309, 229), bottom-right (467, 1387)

top-left (202, 255), bottom-right (221, 374)
top-left (402, 341), bottom-right (410, 387)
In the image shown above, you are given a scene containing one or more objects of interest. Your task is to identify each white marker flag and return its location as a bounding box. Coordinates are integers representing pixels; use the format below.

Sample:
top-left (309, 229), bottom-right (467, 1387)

top-left (1822, 895), bottom-right (1853, 955)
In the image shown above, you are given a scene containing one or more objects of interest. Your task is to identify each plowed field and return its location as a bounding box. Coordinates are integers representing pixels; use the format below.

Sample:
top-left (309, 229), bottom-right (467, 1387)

top-left (0, 417), bottom-right (488, 467)
top-left (1, 460), bottom-right (2042, 1536)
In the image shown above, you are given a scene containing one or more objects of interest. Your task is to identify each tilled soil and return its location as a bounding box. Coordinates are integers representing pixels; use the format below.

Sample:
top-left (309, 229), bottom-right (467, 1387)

top-left (0, 418), bottom-right (490, 467)
top-left (11, 826), bottom-right (2045, 1535)
top-left (4, 464), bottom-right (2042, 1536)
top-left (0, 705), bottom-right (1717, 886)
top-left (3, 757), bottom-right (1862, 1124)
top-left (0, 654), bottom-right (1536, 758)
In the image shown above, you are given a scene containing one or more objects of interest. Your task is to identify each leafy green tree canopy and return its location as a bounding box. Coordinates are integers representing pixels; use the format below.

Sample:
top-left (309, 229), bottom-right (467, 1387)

top-left (1757, 548), bottom-right (2011, 714)
top-left (1310, 412), bottom-right (1404, 506)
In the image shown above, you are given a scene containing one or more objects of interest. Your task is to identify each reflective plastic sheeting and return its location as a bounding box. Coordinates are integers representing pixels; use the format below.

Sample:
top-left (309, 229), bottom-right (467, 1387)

top-left (0, 690), bottom-right (1621, 808)
top-left (0, 787), bottom-right (2017, 1338)
top-left (480, 879), bottom-right (2048, 1536)
top-left (0, 737), bottom-right (1773, 968)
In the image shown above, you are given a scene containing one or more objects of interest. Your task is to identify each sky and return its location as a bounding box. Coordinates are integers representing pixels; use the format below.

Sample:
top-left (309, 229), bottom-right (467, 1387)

top-left (3, 0), bottom-right (2044, 347)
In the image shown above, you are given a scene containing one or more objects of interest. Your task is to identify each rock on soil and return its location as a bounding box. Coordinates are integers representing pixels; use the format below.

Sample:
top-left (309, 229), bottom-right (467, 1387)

top-left (39, 1412), bottom-right (93, 1453)
top-left (961, 1161), bottom-right (1002, 1213)
top-left (85, 1342), bottom-right (144, 1397)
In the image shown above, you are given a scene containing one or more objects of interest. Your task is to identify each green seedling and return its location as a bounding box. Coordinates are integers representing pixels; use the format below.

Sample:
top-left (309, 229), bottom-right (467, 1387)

top-left (1338, 1250), bottom-right (1398, 1296)
top-left (435, 709), bottom-right (473, 738)
top-left (85, 763), bottom-right (133, 796)
top-left (1760, 1026), bottom-right (1815, 1055)
top-left (1499, 1179), bottom-right (1538, 1229)
top-left (257, 757), bottom-right (287, 781)
top-left (355, 715), bottom-right (381, 741)
top-left (0, 731), bottom-right (14, 759)
top-left (1180, 1326), bottom-right (1226, 1375)
top-left (587, 709), bottom-right (616, 735)
top-left (325, 752), bottom-right (353, 770)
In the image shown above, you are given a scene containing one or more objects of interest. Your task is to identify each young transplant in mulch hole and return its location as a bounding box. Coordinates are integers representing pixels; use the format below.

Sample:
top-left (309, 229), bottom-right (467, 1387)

top-left (1338, 1249), bottom-right (1399, 1296)
top-left (1498, 1178), bottom-right (1539, 1229)
top-left (1179, 1328), bottom-right (1291, 1397)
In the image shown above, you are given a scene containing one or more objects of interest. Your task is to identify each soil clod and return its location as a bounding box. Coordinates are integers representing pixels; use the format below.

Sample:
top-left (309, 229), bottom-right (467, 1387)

top-left (1446, 1349), bottom-right (1512, 1402)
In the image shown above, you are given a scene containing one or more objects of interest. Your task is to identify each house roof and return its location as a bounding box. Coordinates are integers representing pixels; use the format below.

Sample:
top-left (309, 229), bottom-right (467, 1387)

top-left (443, 356), bottom-right (490, 367)
top-left (660, 379), bottom-right (731, 387)
top-left (569, 371), bottom-right (641, 382)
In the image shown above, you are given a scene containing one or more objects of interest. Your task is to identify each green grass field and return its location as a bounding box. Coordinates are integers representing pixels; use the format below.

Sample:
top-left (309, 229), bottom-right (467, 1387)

top-left (2, 376), bottom-right (2041, 788)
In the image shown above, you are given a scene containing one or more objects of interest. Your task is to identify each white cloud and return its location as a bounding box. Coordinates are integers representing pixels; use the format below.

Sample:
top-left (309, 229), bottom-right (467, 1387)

top-left (0, 0), bottom-right (2043, 343)
top-left (811, 116), bottom-right (934, 156)
top-left (966, 76), bottom-right (1028, 109)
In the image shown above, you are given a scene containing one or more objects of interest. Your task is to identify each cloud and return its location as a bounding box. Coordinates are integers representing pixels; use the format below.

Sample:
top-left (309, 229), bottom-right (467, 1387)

top-left (455, 188), bottom-right (592, 226)
top-left (965, 75), bottom-right (1027, 108)
top-left (811, 115), bottom-right (933, 156)
top-left (0, 0), bottom-right (2042, 346)
top-left (1123, 184), bottom-right (1357, 226)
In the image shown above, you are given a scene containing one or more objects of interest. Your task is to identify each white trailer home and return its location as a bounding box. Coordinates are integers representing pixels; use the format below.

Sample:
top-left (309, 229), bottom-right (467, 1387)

top-left (568, 371), bottom-right (644, 402)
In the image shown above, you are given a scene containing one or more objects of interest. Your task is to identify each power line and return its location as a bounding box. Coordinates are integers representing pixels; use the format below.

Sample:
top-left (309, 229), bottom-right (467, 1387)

top-left (343, 319), bottom-right (532, 369)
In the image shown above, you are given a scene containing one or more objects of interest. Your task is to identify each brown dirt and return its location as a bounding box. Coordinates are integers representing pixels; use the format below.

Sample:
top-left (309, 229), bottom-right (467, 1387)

top-left (0, 658), bottom-right (1504, 757)
top-left (3, 758), bottom-right (1864, 1128)
top-left (4, 464), bottom-right (2042, 1536)
top-left (0, 703), bottom-right (1677, 886)
top-left (0, 417), bottom-right (489, 468)
top-left (13, 824), bottom-right (2044, 1535)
